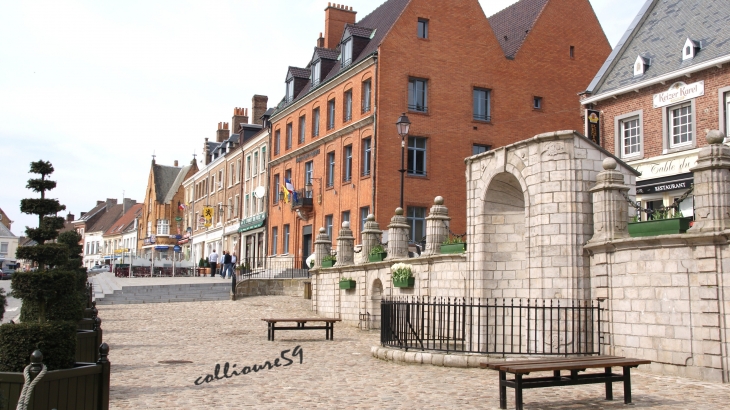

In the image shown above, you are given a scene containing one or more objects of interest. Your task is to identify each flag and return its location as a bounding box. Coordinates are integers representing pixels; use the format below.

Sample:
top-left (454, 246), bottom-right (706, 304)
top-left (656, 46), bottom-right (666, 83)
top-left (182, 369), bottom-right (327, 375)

top-left (178, 201), bottom-right (185, 211)
top-left (280, 182), bottom-right (289, 203)
top-left (285, 178), bottom-right (297, 203)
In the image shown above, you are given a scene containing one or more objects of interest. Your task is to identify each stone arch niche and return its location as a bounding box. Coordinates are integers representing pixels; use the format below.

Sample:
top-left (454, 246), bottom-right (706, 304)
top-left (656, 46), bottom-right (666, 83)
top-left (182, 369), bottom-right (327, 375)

top-left (369, 279), bottom-right (383, 329)
top-left (481, 172), bottom-right (528, 299)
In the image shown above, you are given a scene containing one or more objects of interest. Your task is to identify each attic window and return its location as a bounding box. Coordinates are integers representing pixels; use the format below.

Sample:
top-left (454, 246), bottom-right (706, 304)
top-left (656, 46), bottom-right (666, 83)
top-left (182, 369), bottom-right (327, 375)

top-left (285, 79), bottom-right (294, 103)
top-left (683, 38), bottom-right (700, 61)
top-left (342, 39), bottom-right (353, 67)
top-left (634, 55), bottom-right (650, 76)
top-left (311, 61), bottom-right (321, 87)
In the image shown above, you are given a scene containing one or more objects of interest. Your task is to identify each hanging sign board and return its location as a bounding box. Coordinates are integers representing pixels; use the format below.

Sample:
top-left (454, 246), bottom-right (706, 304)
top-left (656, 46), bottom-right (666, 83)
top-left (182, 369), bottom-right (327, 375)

top-left (584, 109), bottom-right (600, 145)
top-left (653, 81), bottom-right (704, 108)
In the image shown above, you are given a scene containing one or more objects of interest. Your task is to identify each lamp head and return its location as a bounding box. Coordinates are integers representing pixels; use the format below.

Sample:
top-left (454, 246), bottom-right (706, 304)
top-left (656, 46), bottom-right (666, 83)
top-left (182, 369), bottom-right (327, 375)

top-left (396, 112), bottom-right (411, 137)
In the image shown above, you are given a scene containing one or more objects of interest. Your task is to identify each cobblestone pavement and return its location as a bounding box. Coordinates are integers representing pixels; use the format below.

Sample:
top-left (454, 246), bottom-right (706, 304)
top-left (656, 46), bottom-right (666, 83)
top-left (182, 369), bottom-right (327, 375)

top-left (100, 295), bottom-right (730, 409)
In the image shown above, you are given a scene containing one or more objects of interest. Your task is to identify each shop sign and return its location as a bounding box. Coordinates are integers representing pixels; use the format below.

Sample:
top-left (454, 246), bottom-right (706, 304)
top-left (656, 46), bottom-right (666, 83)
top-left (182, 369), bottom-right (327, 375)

top-left (632, 152), bottom-right (698, 180)
top-left (143, 236), bottom-right (156, 245)
top-left (173, 245), bottom-right (182, 252)
top-left (584, 109), bottom-right (600, 145)
top-left (653, 81), bottom-right (704, 108)
top-left (636, 178), bottom-right (692, 194)
top-left (238, 213), bottom-right (266, 233)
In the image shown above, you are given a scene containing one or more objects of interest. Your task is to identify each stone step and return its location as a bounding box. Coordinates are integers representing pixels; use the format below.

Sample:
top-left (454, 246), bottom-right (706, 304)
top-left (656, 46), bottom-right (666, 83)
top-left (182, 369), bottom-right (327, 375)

top-left (95, 281), bottom-right (231, 305)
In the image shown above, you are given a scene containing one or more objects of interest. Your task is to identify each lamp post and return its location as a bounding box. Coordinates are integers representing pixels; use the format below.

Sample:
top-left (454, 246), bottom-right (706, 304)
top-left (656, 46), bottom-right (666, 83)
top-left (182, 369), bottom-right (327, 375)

top-left (396, 113), bottom-right (411, 209)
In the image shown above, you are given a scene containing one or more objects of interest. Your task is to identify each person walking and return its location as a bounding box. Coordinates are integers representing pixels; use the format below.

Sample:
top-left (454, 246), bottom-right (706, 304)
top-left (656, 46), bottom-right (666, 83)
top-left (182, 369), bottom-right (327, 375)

top-left (208, 249), bottom-right (219, 278)
top-left (223, 251), bottom-right (232, 279)
top-left (231, 252), bottom-right (238, 278)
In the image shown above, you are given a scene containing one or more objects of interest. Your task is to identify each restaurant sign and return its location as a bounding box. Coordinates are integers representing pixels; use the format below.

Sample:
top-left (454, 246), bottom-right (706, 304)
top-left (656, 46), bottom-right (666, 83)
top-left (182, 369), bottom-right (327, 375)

top-left (238, 213), bottom-right (266, 233)
top-left (632, 151), bottom-right (698, 181)
top-left (653, 81), bottom-right (704, 108)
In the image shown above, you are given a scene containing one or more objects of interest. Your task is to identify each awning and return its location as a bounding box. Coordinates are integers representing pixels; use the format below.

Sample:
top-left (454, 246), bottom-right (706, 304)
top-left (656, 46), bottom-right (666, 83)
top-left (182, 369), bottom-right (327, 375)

top-left (103, 256), bottom-right (121, 260)
top-left (636, 172), bottom-right (693, 195)
top-left (155, 246), bottom-right (170, 251)
top-left (238, 213), bottom-right (266, 233)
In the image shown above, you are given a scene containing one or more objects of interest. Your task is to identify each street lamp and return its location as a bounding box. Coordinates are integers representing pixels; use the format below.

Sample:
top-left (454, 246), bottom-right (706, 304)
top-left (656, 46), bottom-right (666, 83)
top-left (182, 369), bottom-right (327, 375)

top-left (396, 113), bottom-right (411, 209)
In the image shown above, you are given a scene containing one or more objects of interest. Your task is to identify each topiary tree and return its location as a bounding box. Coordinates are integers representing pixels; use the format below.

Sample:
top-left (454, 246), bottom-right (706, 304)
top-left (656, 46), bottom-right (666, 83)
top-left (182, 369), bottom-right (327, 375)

top-left (0, 288), bottom-right (6, 322)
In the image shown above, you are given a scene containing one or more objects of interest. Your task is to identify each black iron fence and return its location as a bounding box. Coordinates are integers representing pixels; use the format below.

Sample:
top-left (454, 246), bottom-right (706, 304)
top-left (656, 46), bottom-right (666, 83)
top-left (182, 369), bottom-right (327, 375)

top-left (381, 297), bottom-right (602, 356)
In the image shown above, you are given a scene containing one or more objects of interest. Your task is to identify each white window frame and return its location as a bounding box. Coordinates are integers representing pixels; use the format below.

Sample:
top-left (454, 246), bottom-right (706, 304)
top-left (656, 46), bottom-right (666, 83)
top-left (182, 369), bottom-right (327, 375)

top-left (246, 156), bottom-right (251, 180)
top-left (342, 38), bottom-right (353, 67)
top-left (236, 159), bottom-right (241, 183)
top-left (408, 78), bottom-right (428, 112)
top-left (663, 100), bottom-right (696, 151)
top-left (614, 110), bottom-right (643, 160)
top-left (260, 146), bottom-right (266, 172)
top-left (156, 219), bottom-right (170, 236)
top-left (218, 170), bottom-right (224, 190)
top-left (718, 87), bottom-right (730, 142)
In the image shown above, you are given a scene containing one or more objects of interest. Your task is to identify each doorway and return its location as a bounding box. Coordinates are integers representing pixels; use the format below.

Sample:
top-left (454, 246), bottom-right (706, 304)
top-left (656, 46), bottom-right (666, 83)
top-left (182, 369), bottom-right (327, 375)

top-left (302, 225), bottom-right (312, 269)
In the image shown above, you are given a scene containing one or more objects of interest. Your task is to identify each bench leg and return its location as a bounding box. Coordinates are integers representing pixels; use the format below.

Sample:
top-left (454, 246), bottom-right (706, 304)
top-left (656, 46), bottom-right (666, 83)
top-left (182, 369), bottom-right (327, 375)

top-left (328, 322), bottom-right (334, 340)
top-left (499, 371), bottom-right (507, 409)
top-left (605, 367), bottom-right (613, 400)
top-left (269, 323), bottom-right (275, 341)
top-left (515, 374), bottom-right (523, 410)
top-left (623, 366), bottom-right (632, 404)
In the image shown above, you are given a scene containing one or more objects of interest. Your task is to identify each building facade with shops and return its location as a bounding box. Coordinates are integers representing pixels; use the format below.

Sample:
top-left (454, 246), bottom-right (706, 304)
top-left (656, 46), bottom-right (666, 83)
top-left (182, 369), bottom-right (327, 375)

top-left (581, 0), bottom-right (730, 218)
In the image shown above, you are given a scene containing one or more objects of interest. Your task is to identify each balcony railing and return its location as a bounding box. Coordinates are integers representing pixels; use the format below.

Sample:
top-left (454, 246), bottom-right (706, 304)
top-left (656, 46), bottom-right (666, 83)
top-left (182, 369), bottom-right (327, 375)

top-left (290, 189), bottom-right (313, 210)
top-left (408, 103), bottom-right (428, 113)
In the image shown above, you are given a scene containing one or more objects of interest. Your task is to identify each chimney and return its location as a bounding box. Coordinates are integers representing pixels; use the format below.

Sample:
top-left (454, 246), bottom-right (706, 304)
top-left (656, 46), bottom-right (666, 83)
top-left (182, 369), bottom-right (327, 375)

top-left (66, 213), bottom-right (75, 222)
top-left (123, 198), bottom-right (137, 213)
top-left (317, 32), bottom-right (325, 48)
top-left (252, 95), bottom-right (269, 126)
top-left (324, 3), bottom-right (356, 49)
top-left (232, 107), bottom-right (249, 134)
top-left (204, 137), bottom-right (211, 165)
top-left (216, 122), bottom-right (230, 143)
top-left (106, 198), bottom-right (117, 210)
top-left (80, 212), bottom-right (87, 218)
top-left (174, 160), bottom-right (179, 167)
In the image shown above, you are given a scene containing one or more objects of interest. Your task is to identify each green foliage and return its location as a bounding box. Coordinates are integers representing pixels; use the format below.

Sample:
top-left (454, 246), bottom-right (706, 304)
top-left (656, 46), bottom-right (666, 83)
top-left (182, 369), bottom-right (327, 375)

top-left (20, 200), bottom-right (66, 225)
top-left (16, 243), bottom-right (69, 268)
top-left (11, 270), bottom-right (77, 323)
top-left (26, 178), bottom-right (57, 193)
top-left (0, 288), bottom-right (6, 322)
top-left (369, 245), bottom-right (386, 255)
top-left (323, 254), bottom-right (337, 262)
top-left (442, 235), bottom-right (465, 245)
top-left (28, 160), bottom-right (55, 177)
top-left (391, 263), bottom-right (413, 282)
top-left (57, 231), bottom-right (84, 269)
top-left (0, 321), bottom-right (77, 372)
top-left (198, 258), bottom-right (206, 267)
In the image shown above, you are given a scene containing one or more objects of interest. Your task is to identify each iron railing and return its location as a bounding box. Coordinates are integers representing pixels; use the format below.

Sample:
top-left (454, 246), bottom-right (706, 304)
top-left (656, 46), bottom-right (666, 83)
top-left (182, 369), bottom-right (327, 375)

top-left (290, 188), bottom-right (313, 209)
top-left (233, 256), bottom-right (310, 282)
top-left (381, 297), bottom-right (602, 356)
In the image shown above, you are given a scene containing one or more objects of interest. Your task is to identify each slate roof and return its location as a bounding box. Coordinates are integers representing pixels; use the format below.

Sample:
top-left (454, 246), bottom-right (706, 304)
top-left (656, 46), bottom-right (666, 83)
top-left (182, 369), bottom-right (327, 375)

top-left (487, 0), bottom-right (549, 60)
top-left (314, 47), bottom-right (340, 61)
top-left (76, 202), bottom-right (107, 223)
top-left (104, 203), bottom-right (142, 236)
top-left (586, 0), bottom-right (730, 97)
top-left (18, 237), bottom-right (37, 247)
top-left (345, 24), bottom-right (375, 39)
top-left (288, 67), bottom-right (311, 79)
top-left (152, 164), bottom-right (194, 204)
top-left (86, 204), bottom-right (124, 234)
top-left (0, 223), bottom-right (15, 238)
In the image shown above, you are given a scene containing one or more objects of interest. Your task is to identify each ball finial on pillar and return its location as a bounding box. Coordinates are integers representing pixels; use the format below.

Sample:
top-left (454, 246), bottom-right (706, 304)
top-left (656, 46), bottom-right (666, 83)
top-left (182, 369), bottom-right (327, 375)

top-left (434, 196), bottom-right (444, 205)
top-left (706, 130), bottom-right (726, 145)
top-left (395, 207), bottom-right (404, 216)
top-left (602, 157), bottom-right (617, 170)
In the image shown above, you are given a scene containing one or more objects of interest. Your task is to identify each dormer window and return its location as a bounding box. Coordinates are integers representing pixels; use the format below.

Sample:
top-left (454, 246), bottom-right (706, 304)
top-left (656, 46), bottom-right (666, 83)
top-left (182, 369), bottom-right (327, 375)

top-left (683, 38), bottom-right (700, 61)
top-left (342, 39), bottom-right (353, 67)
top-left (634, 55), bottom-right (650, 76)
top-left (286, 79), bottom-right (294, 103)
top-left (311, 60), bottom-right (321, 87)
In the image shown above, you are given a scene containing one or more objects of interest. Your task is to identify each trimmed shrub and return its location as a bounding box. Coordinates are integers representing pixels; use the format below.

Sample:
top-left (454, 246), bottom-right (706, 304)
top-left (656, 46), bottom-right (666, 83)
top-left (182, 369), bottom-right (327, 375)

top-left (11, 269), bottom-right (77, 323)
top-left (0, 288), bottom-right (6, 321)
top-left (0, 321), bottom-right (76, 372)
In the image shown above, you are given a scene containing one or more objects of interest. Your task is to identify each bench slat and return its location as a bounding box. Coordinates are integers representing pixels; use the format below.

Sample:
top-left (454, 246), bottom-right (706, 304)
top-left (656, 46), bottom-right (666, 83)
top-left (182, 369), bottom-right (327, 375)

top-left (261, 318), bottom-right (341, 322)
top-left (504, 358), bottom-right (651, 374)
top-left (483, 356), bottom-right (620, 370)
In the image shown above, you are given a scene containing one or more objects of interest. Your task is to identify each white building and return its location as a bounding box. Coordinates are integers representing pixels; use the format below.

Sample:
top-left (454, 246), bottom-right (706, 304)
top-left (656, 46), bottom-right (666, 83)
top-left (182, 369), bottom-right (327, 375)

top-left (0, 222), bottom-right (18, 271)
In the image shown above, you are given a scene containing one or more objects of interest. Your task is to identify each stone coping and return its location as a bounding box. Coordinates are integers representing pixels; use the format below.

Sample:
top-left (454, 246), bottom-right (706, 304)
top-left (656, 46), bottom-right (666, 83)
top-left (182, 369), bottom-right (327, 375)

top-left (371, 345), bottom-right (537, 368)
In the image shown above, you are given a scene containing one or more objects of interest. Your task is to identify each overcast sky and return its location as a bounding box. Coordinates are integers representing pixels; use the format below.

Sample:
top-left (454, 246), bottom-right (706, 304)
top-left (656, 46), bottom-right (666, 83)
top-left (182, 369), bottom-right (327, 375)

top-left (0, 0), bottom-right (643, 235)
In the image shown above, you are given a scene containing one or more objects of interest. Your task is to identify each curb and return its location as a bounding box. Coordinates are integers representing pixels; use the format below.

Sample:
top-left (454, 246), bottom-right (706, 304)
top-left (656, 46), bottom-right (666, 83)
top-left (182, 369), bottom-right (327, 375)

top-left (371, 346), bottom-right (499, 368)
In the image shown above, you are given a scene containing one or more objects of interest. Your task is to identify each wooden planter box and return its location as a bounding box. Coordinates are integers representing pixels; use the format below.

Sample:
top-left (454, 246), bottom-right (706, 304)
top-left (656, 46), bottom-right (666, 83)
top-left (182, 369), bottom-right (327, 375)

top-left (368, 252), bottom-right (387, 262)
top-left (393, 277), bottom-right (415, 288)
top-left (339, 280), bottom-right (356, 290)
top-left (321, 260), bottom-right (335, 268)
top-left (440, 243), bottom-right (466, 254)
top-left (628, 217), bottom-right (692, 237)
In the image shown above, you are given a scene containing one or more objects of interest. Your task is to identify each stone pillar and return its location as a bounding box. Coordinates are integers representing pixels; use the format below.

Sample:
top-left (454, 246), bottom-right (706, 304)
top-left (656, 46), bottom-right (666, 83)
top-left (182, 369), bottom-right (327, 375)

top-left (335, 222), bottom-right (355, 267)
top-left (423, 196), bottom-right (450, 256)
top-left (312, 227), bottom-right (331, 269)
top-left (688, 130), bottom-right (730, 233)
top-left (359, 214), bottom-right (382, 264)
top-left (386, 207), bottom-right (409, 260)
top-left (587, 158), bottom-right (630, 243)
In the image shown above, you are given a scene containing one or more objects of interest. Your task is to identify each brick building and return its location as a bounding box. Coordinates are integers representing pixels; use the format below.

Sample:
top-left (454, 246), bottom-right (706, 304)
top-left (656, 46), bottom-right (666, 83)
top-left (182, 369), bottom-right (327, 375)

top-left (267, 0), bottom-right (610, 264)
top-left (0, 208), bottom-right (13, 232)
top-left (581, 0), bottom-right (730, 218)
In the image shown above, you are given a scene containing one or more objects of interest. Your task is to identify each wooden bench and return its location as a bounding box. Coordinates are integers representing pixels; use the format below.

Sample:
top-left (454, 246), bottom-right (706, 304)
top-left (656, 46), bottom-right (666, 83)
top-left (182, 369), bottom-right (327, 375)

top-left (261, 318), bottom-right (342, 341)
top-left (482, 356), bottom-right (651, 410)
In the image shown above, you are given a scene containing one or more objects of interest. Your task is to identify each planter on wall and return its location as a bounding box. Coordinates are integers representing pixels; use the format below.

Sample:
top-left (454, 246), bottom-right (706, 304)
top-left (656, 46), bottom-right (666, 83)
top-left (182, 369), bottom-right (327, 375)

top-left (368, 252), bottom-right (387, 262)
top-left (440, 243), bottom-right (466, 254)
top-left (339, 280), bottom-right (356, 290)
top-left (393, 277), bottom-right (415, 288)
top-left (628, 217), bottom-right (692, 237)
top-left (321, 260), bottom-right (335, 268)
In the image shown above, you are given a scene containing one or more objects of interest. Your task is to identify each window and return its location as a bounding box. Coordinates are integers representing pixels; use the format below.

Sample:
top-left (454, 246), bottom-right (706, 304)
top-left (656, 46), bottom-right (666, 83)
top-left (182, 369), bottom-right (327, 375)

top-left (408, 78), bottom-right (428, 112)
top-left (327, 99), bottom-right (335, 130)
top-left (417, 18), bottom-right (428, 39)
top-left (218, 203), bottom-right (223, 223)
top-left (286, 123), bottom-right (292, 150)
top-left (227, 198), bottom-right (233, 219)
top-left (344, 90), bottom-right (352, 122)
top-left (360, 206), bottom-right (369, 232)
top-left (210, 175), bottom-right (215, 193)
top-left (408, 137), bottom-right (427, 176)
top-left (570, 45), bottom-right (574, 58)
top-left (313, 108), bottom-right (320, 137)
top-left (327, 152), bottom-right (335, 187)
top-left (342, 39), bottom-right (353, 67)
top-left (285, 169), bottom-right (292, 187)
top-left (0, 242), bottom-right (7, 255)
top-left (311, 61), bottom-right (321, 87)
top-left (621, 116), bottom-right (641, 158)
top-left (253, 151), bottom-right (258, 175)
top-left (273, 174), bottom-right (280, 204)
top-left (725, 92), bottom-right (730, 139)
top-left (286, 80), bottom-right (294, 103)
top-left (669, 102), bottom-right (693, 148)
top-left (472, 144), bottom-right (490, 155)
top-left (261, 146), bottom-right (266, 171)
top-left (362, 138), bottom-right (372, 176)
top-left (343, 145), bottom-right (352, 182)
top-left (218, 170), bottom-right (223, 189)
top-left (341, 211), bottom-right (350, 225)
top-left (473, 88), bottom-right (491, 121)
top-left (156, 219), bottom-right (170, 236)
top-left (362, 80), bottom-right (371, 113)
top-left (305, 161), bottom-right (313, 195)
top-left (244, 195), bottom-right (250, 217)
top-left (195, 212), bottom-right (199, 230)
top-left (229, 164), bottom-right (235, 186)
top-left (234, 195), bottom-right (239, 218)
top-left (533, 96), bottom-right (542, 109)
top-left (283, 225), bottom-right (290, 254)
top-left (272, 227), bottom-right (278, 254)
top-left (325, 215), bottom-right (333, 241)
top-left (299, 116), bottom-right (306, 144)
top-left (246, 156), bottom-right (251, 179)
top-left (274, 130), bottom-right (280, 155)
top-left (407, 206), bottom-right (427, 242)
top-left (236, 159), bottom-right (241, 183)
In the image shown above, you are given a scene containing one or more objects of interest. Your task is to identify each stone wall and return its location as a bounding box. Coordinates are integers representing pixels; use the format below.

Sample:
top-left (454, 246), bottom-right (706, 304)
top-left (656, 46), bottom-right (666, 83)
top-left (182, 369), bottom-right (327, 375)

top-left (235, 278), bottom-right (308, 298)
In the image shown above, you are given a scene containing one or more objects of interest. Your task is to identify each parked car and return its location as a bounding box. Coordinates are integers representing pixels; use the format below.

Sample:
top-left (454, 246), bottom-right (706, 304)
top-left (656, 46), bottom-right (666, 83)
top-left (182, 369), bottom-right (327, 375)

top-left (88, 264), bottom-right (110, 274)
top-left (0, 268), bottom-right (12, 280)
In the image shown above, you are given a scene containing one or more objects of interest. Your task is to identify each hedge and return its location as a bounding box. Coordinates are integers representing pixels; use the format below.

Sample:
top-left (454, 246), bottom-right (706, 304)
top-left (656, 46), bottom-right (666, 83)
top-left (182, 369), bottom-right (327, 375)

top-left (0, 288), bottom-right (6, 322)
top-left (11, 269), bottom-right (78, 323)
top-left (0, 321), bottom-right (77, 372)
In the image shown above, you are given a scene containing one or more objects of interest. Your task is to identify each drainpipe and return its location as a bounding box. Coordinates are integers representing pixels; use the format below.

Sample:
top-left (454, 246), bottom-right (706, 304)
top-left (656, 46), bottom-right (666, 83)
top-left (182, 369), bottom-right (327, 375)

top-left (371, 52), bottom-right (379, 217)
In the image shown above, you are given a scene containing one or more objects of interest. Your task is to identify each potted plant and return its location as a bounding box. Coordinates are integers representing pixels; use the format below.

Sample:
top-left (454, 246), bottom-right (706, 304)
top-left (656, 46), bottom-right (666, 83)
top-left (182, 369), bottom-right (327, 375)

top-left (441, 235), bottom-right (466, 254)
top-left (198, 258), bottom-right (210, 276)
top-left (368, 244), bottom-right (387, 262)
top-left (321, 255), bottom-right (337, 268)
top-left (391, 263), bottom-right (415, 288)
top-left (628, 209), bottom-right (692, 237)
top-left (339, 277), bottom-right (356, 290)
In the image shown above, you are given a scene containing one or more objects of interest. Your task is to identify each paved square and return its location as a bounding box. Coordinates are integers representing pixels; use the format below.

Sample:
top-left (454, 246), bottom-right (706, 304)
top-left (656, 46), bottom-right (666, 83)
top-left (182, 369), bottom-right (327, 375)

top-left (100, 296), bottom-right (730, 409)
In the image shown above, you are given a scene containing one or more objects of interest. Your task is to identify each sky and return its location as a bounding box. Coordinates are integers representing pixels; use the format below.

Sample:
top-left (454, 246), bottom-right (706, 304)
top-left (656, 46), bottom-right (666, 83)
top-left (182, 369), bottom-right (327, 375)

top-left (0, 0), bottom-right (644, 235)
